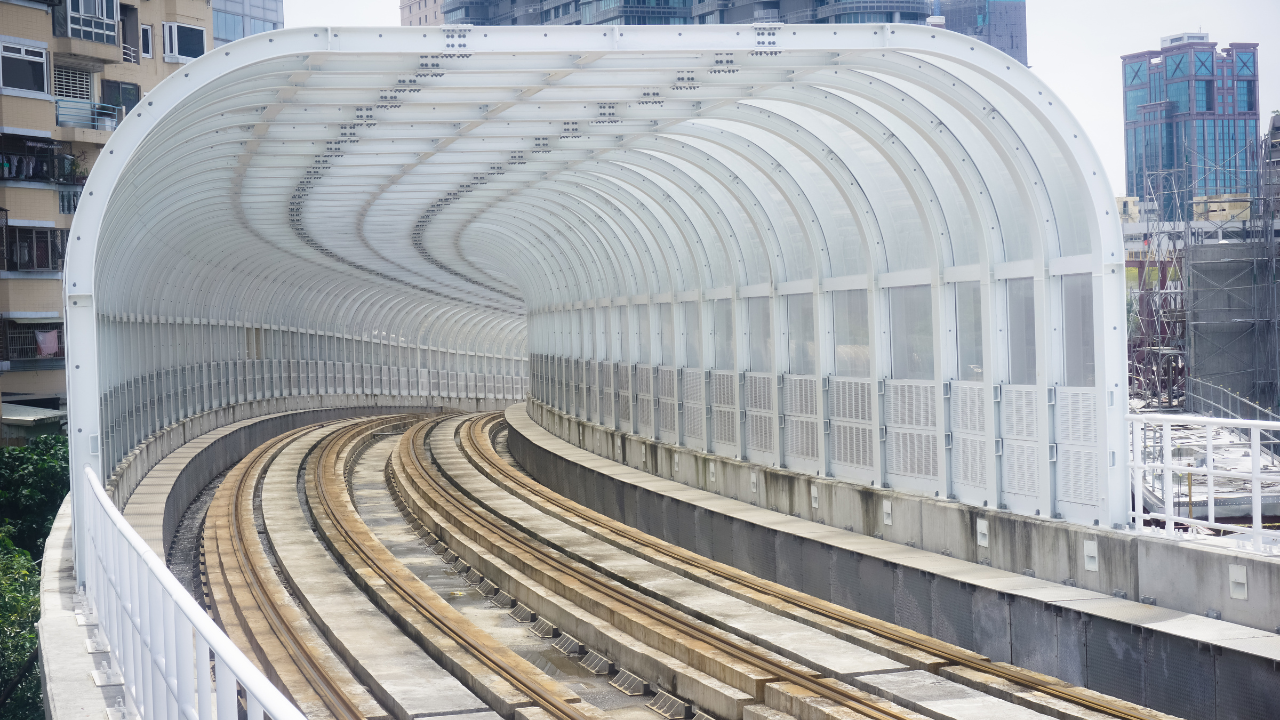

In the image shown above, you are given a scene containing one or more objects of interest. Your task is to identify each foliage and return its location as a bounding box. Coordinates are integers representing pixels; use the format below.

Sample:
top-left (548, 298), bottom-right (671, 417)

top-left (0, 529), bottom-right (41, 719)
top-left (0, 435), bottom-right (69, 557)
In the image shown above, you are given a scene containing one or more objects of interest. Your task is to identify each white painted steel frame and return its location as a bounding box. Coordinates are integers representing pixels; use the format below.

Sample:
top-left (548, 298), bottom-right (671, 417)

top-left (63, 25), bottom-right (1130, 717)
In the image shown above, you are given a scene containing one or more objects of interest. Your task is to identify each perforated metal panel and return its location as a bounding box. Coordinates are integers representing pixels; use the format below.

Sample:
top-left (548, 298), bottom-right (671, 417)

top-left (745, 372), bottom-right (776, 464)
top-left (1001, 386), bottom-right (1039, 440)
top-left (783, 374), bottom-right (821, 469)
top-left (636, 364), bottom-right (654, 435)
top-left (1002, 441), bottom-right (1040, 496)
top-left (710, 371), bottom-right (740, 457)
top-left (1085, 617), bottom-right (1146, 705)
top-left (829, 378), bottom-right (873, 422)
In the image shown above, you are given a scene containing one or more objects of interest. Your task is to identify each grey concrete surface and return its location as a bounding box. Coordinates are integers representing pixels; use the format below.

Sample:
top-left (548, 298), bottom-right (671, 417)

top-left (510, 402), bottom-right (1280, 720)
top-left (39, 497), bottom-right (138, 720)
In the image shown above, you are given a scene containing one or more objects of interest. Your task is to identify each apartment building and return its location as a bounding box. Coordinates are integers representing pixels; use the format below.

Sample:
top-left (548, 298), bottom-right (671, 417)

top-left (0, 1), bottom-right (281, 421)
top-left (0, 0), bottom-right (215, 413)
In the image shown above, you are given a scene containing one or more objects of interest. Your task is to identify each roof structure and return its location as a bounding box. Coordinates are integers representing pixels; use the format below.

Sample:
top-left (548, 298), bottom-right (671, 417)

top-left (65, 24), bottom-right (1128, 526)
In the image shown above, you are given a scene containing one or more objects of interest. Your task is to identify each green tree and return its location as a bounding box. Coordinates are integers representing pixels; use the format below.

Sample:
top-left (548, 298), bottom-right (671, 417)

top-left (0, 435), bottom-right (69, 557)
top-left (0, 529), bottom-right (41, 720)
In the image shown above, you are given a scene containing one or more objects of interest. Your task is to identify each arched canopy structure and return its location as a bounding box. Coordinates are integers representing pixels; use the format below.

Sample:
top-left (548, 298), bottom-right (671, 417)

top-left (66, 24), bottom-right (1127, 527)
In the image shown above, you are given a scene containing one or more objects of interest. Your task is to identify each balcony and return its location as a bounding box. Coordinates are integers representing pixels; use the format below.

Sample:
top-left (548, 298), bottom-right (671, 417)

top-left (55, 99), bottom-right (123, 132)
top-left (4, 227), bottom-right (68, 272)
top-left (123, 44), bottom-right (139, 63)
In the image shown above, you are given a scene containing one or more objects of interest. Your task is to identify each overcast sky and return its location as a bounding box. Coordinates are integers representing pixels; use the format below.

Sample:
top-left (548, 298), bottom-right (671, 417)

top-left (284, 0), bottom-right (1277, 197)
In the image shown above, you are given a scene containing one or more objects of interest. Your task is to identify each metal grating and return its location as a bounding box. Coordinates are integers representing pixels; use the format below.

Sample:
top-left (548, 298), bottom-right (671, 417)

top-left (1058, 447), bottom-right (1099, 504)
top-left (744, 373), bottom-right (773, 412)
top-left (658, 366), bottom-right (678, 399)
top-left (830, 378), bottom-right (873, 422)
top-left (710, 371), bottom-right (737, 407)
top-left (685, 403), bottom-right (704, 441)
top-left (1002, 441), bottom-right (1040, 496)
top-left (52, 66), bottom-right (92, 100)
top-left (659, 398), bottom-right (678, 433)
top-left (712, 408), bottom-right (737, 444)
top-left (683, 369), bottom-right (704, 405)
top-left (886, 429), bottom-right (938, 478)
top-left (884, 381), bottom-right (936, 428)
top-left (785, 418), bottom-right (820, 460)
top-left (953, 435), bottom-right (987, 488)
top-left (831, 422), bottom-right (873, 468)
top-left (1001, 387), bottom-right (1039, 440)
top-left (747, 413), bottom-right (774, 452)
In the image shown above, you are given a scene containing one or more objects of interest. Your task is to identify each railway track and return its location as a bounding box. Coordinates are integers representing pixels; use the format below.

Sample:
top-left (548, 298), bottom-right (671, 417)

top-left (454, 413), bottom-right (1162, 720)
top-left (194, 411), bottom-right (1170, 720)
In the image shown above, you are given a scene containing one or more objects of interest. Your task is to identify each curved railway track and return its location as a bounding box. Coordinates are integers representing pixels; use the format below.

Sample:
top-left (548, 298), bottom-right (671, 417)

top-left (453, 412), bottom-right (1161, 720)
top-left (198, 411), bottom-right (1164, 720)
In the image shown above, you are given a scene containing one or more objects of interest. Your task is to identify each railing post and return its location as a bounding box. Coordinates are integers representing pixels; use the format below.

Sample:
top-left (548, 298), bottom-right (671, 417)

top-left (1130, 418), bottom-right (1143, 528)
top-left (1163, 421), bottom-right (1174, 538)
top-left (1205, 427), bottom-right (1215, 525)
top-left (1252, 426), bottom-right (1263, 551)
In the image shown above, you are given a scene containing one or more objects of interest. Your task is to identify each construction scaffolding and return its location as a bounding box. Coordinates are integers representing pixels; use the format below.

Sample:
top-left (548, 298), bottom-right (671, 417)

top-left (1128, 124), bottom-right (1278, 412)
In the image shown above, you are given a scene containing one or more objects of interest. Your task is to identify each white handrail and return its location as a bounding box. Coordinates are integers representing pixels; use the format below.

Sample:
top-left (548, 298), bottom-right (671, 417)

top-left (1128, 413), bottom-right (1279, 552)
top-left (77, 464), bottom-right (305, 720)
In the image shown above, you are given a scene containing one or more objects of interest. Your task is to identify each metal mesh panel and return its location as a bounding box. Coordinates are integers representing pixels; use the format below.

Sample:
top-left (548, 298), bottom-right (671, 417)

top-left (931, 578), bottom-right (976, 652)
top-left (1085, 617), bottom-right (1146, 706)
top-left (893, 566), bottom-right (933, 635)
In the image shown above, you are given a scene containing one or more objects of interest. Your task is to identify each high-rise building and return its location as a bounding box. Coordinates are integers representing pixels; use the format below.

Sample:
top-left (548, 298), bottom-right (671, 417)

top-left (938, 0), bottom-right (1026, 65)
top-left (213, 0), bottom-right (285, 48)
top-left (1121, 34), bottom-right (1261, 222)
top-left (0, 0), bottom-right (215, 420)
top-left (418, 0), bottom-right (932, 29)
top-left (403, 0), bottom-right (446, 26)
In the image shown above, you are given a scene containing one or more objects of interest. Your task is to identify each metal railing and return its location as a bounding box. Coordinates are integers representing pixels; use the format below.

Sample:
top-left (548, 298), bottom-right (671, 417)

top-left (55, 99), bottom-right (124, 131)
top-left (123, 43), bottom-right (139, 63)
top-left (76, 465), bottom-right (305, 720)
top-left (1129, 412), bottom-right (1280, 551)
top-left (1186, 376), bottom-right (1280, 423)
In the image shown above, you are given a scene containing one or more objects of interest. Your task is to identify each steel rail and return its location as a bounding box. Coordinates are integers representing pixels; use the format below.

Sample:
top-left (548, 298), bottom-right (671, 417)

top-left (224, 422), bottom-right (368, 720)
top-left (463, 413), bottom-right (1159, 720)
top-left (309, 416), bottom-right (594, 720)
top-left (407, 416), bottom-right (917, 720)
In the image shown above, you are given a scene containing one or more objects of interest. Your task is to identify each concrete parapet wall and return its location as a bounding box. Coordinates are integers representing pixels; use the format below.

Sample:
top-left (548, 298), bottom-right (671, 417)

top-left (510, 401), bottom-right (1280, 718)
top-left (117, 395), bottom-right (448, 557)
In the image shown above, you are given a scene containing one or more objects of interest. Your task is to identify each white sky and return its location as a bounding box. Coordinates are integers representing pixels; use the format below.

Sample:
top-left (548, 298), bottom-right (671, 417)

top-left (285, 0), bottom-right (1278, 197)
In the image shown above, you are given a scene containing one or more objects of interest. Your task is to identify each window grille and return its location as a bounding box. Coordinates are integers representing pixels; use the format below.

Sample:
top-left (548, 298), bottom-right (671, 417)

top-left (53, 67), bottom-right (92, 100)
top-left (6, 322), bottom-right (64, 360)
top-left (4, 227), bottom-right (68, 271)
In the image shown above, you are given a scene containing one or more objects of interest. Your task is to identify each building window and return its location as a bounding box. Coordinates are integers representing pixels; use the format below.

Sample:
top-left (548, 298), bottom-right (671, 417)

top-left (68, 0), bottom-right (119, 45)
top-left (141, 25), bottom-right (153, 57)
top-left (1235, 51), bottom-right (1255, 76)
top-left (52, 66), bottom-right (92, 100)
top-left (1194, 51), bottom-right (1214, 76)
top-left (1165, 53), bottom-right (1187, 78)
top-left (6, 322), bottom-right (65, 360)
top-left (4, 227), bottom-right (67, 272)
top-left (1195, 80), bottom-right (1213, 113)
top-left (1236, 80), bottom-right (1255, 112)
top-left (214, 11), bottom-right (244, 43)
top-left (59, 189), bottom-right (81, 215)
top-left (1124, 61), bottom-right (1148, 86)
top-left (249, 19), bottom-right (279, 35)
top-left (163, 22), bottom-right (206, 63)
top-left (1124, 88), bottom-right (1148, 121)
top-left (101, 79), bottom-right (140, 112)
top-left (1, 44), bottom-right (47, 93)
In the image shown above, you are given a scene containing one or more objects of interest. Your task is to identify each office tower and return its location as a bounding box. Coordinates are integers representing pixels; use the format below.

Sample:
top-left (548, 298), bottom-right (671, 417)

top-left (1121, 34), bottom-right (1261, 222)
top-left (213, 0), bottom-right (285, 47)
top-left (939, 0), bottom-right (1026, 65)
top-left (403, 0), bottom-right (446, 26)
top-left (423, 0), bottom-right (932, 29)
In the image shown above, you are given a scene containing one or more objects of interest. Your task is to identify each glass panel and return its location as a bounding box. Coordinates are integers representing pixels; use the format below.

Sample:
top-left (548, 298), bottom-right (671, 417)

top-left (658, 302), bottom-right (674, 365)
top-left (683, 302), bottom-right (701, 368)
top-left (1006, 278), bottom-right (1036, 385)
top-left (176, 25), bottom-right (205, 58)
top-left (890, 285), bottom-right (933, 380)
top-left (832, 289), bottom-right (870, 378)
top-left (748, 296), bottom-right (772, 372)
top-left (1124, 88), bottom-right (1148, 121)
top-left (636, 305), bottom-right (650, 364)
top-left (713, 299), bottom-right (734, 371)
top-left (786, 295), bottom-right (815, 375)
top-left (1124, 61), bottom-right (1148, 86)
top-left (1, 56), bottom-right (45, 92)
top-left (1062, 274), bottom-right (1095, 387)
top-left (955, 282), bottom-right (983, 382)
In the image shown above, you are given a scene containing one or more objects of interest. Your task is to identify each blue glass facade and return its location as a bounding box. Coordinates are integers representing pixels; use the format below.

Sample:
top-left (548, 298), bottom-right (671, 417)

top-left (211, 0), bottom-right (283, 47)
top-left (1122, 40), bottom-right (1260, 221)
